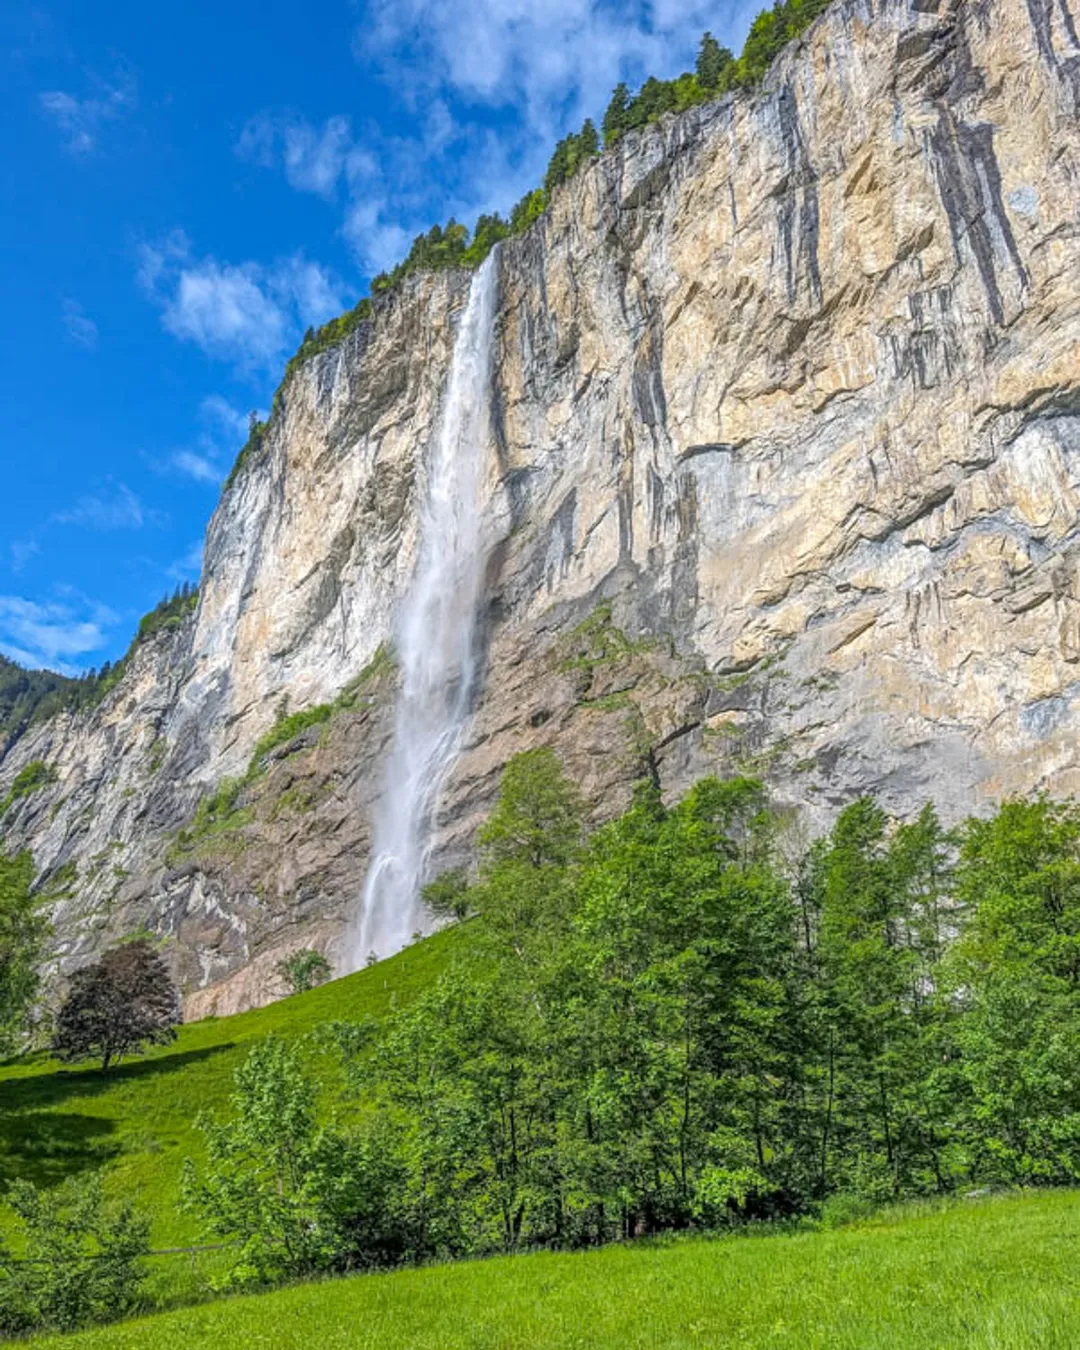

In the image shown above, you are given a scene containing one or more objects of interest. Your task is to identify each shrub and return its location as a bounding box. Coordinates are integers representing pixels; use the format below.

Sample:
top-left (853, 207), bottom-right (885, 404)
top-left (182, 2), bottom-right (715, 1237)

top-left (276, 949), bottom-right (333, 995)
top-left (0, 1174), bottom-right (149, 1336)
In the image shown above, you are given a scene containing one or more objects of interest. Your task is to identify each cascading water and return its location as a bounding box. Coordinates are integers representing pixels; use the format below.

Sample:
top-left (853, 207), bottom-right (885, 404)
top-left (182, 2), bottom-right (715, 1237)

top-left (353, 250), bottom-right (500, 963)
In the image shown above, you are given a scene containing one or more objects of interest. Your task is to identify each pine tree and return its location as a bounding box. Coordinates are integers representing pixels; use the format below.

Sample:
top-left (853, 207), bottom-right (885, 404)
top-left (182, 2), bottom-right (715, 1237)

top-left (696, 32), bottom-right (733, 91)
top-left (602, 82), bottom-right (631, 146)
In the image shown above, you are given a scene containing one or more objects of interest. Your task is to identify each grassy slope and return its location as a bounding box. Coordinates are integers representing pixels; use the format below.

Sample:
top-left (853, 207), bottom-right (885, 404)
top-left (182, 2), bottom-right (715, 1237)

top-left (32, 1190), bottom-right (1080, 1349)
top-left (0, 927), bottom-right (463, 1297)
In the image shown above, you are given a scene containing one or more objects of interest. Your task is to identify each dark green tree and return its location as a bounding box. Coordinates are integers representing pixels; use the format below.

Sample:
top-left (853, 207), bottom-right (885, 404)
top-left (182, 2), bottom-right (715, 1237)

top-left (602, 83), bottom-right (632, 145)
top-left (696, 32), bottom-right (734, 91)
top-left (52, 939), bottom-right (180, 1071)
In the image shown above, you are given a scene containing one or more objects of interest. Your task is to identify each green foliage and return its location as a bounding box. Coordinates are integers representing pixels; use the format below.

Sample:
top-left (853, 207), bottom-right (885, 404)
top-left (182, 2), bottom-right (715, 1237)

top-left (696, 32), bottom-right (735, 91)
top-left (252, 704), bottom-right (334, 763)
top-left (0, 1173), bottom-right (149, 1337)
top-left (509, 188), bottom-right (547, 234)
top-left (0, 586), bottom-right (199, 751)
top-left (420, 869), bottom-right (471, 922)
top-left (52, 939), bottom-right (181, 1072)
top-left (276, 950), bottom-right (333, 996)
top-left (0, 759), bottom-right (58, 817)
top-left (0, 659), bottom-right (81, 751)
top-left (947, 797), bottom-right (1080, 1185)
top-left (319, 767), bottom-right (1080, 1273)
top-left (0, 848), bottom-right (47, 1056)
top-left (135, 585), bottom-right (199, 643)
top-left (544, 119), bottom-right (600, 197)
top-left (182, 1038), bottom-right (409, 1286)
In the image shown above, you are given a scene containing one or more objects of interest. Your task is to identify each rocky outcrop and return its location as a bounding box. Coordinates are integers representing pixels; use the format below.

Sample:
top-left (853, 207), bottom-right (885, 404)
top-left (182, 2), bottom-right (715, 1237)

top-left (4, 0), bottom-right (1080, 1014)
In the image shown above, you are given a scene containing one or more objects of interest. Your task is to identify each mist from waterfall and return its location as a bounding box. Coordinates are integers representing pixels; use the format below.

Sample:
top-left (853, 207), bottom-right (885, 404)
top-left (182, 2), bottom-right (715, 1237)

top-left (352, 250), bottom-right (500, 964)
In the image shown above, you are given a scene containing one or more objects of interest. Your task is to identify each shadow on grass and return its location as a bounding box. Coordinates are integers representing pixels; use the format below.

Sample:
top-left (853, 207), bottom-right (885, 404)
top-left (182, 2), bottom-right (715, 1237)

top-left (0, 1045), bottom-right (237, 1192)
top-left (0, 1111), bottom-right (121, 1190)
top-left (0, 1043), bottom-right (237, 1115)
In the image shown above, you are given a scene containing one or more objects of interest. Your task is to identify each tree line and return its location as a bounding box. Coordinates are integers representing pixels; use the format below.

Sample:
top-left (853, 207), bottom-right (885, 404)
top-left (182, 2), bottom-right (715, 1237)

top-left (180, 752), bottom-right (1080, 1287)
top-left (236, 0), bottom-right (836, 492)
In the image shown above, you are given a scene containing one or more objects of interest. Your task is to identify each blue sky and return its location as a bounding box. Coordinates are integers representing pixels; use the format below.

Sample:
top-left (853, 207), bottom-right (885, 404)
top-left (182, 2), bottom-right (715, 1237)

top-left (1, 0), bottom-right (754, 674)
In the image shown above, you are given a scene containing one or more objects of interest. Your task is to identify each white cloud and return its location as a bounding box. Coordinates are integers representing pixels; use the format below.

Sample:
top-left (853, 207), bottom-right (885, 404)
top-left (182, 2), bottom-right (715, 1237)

top-left (166, 540), bottom-right (205, 583)
top-left (237, 112), bottom-right (376, 201)
top-left (53, 484), bottom-right (149, 531)
top-left (163, 259), bottom-right (289, 365)
top-left (162, 395), bottom-right (260, 486)
top-left (199, 394), bottom-right (251, 440)
top-left (138, 234), bottom-right (347, 369)
top-left (171, 451), bottom-right (222, 484)
top-left (39, 71), bottom-right (136, 155)
top-left (9, 540), bottom-right (41, 573)
top-left (62, 299), bottom-right (98, 349)
top-left (0, 595), bottom-right (114, 674)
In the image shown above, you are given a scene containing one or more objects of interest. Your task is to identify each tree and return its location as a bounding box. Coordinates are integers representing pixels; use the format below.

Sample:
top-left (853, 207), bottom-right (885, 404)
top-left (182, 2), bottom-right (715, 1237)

top-left (0, 1174), bottom-right (149, 1337)
top-left (0, 848), bottom-right (47, 1055)
top-left (421, 868), bottom-right (472, 922)
top-left (509, 188), bottom-right (547, 235)
top-left (948, 798), bottom-right (1080, 1184)
top-left (696, 32), bottom-right (734, 92)
top-left (52, 939), bottom-right (180, 1071)
top-left (602, 82), bottom-right (631, 145)
top-left (275, 948), bottom-right (332, 995)
top-left (183, 1038), bottom-right (409, 1285)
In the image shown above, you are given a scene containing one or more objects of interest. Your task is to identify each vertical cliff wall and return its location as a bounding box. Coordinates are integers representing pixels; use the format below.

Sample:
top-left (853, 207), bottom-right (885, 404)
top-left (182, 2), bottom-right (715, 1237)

top-left (3, 0), bottom-right (1080, 1014)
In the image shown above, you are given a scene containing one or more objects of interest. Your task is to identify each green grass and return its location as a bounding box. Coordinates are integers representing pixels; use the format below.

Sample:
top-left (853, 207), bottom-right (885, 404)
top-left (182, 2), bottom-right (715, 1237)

top-left (0, 927), bottom-right (462, 1300)
top-left (28, 1189), bottom-right (1080, 1348)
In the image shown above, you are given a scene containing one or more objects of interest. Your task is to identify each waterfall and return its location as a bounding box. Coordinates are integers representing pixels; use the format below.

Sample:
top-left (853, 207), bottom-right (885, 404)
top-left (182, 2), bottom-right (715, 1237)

top-left (353, 251), bottom-right (500, 963)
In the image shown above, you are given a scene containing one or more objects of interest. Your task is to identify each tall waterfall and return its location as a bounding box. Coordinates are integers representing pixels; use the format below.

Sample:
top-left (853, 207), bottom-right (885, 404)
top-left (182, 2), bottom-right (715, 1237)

top-left (353, 251), bottom-right (500, 963)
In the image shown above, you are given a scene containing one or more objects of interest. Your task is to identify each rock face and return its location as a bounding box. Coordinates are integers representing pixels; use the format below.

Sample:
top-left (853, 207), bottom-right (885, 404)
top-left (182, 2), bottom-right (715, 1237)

top-left (4, 0), bottom-right (1080, 1014)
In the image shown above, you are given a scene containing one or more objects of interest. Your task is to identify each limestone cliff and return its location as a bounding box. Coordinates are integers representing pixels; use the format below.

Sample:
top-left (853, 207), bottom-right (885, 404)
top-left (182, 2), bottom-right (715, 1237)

top-left (4, 0), bottom-right (1080, 1014)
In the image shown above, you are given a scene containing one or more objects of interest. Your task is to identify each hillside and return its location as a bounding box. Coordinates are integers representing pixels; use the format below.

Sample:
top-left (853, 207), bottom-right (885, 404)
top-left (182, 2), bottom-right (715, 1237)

top-left (30, 1191), bottom-right (1080, 1349)
top-left (2, 0), bottom-right (1080, 1013)
top-left (0, 927), bottom-right (462, 1302)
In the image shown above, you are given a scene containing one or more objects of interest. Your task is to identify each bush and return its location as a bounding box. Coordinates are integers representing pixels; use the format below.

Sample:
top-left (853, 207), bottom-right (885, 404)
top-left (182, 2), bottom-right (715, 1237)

top-left (183, 1039), bottom-right (411, 1287)
top-left (276, 949), bottom-right (333, 995)
top-left (0, 1174), bottom-right (149, 1336)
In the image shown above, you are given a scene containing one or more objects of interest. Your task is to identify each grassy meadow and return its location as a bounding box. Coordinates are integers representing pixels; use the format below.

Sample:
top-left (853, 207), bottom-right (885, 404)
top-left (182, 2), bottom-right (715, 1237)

top-left (0, 927), bottom-right (463, 1301)
top-left (28, 1189), bottom-right (1080, 1349)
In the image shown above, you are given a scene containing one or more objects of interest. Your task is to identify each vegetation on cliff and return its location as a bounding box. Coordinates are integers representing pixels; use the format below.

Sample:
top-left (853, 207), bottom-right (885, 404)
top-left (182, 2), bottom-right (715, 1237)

top-left (0, 585), bottom-right (199, 753)
top-left (226, 0), bottom-right (834, 490)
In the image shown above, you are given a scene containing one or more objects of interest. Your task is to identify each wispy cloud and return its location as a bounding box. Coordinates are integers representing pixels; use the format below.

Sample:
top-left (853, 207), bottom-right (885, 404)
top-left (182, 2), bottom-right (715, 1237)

top-left (166, 540), bottom-right (205, 583)
top-left (53, 484), bottom-right (151, 531)
top-left (0, 594), bottom-right (116, 674)
top-left (138, 231), bottom-right (348, 369)
top-left (38, 69), bottom-right (136, 155)
top-left (162, 394), bottom-right (258, 486)
top-left (9, 540), bottom-right (41, 574)
top-left (237, 112), bottom-right (373, 200)
top-left (240, 1), bottom-right (753, 272)
top-left (62, 298), bottom-right (98, 349)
